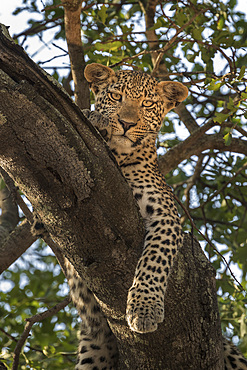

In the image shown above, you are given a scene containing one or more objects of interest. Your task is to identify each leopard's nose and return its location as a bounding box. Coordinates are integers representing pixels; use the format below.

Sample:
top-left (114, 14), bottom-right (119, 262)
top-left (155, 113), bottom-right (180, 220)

top-left (118, 118), bottom-right (136, 132)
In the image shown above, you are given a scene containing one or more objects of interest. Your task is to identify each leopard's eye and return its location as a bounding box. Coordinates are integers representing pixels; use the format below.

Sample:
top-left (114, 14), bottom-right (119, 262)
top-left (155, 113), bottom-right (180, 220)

top-left (109, 92), bottom-right (122, 101)
top-left (142, 100), bottom-right (155, 108)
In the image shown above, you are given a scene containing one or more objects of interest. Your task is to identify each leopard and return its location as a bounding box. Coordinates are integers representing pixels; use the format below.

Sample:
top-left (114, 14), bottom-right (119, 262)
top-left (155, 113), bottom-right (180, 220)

top-left (62, 63), bottom-right (247, 369)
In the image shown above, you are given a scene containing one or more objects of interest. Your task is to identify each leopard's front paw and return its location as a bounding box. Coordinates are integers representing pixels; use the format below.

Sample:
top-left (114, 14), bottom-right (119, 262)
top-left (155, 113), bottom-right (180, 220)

top-left (126, 288), bottom-right (164, 333)
top-left (82, 108), bottom-right (92, 120)
top-left (31, 214), bottom-right (48, 238)
top-left (82, 109), bottom-right (111, 139)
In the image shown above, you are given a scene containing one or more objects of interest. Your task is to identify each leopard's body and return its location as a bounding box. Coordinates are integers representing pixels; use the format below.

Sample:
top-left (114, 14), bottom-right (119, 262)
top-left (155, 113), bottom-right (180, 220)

top-left (62, 63), bottom-right (247, 369)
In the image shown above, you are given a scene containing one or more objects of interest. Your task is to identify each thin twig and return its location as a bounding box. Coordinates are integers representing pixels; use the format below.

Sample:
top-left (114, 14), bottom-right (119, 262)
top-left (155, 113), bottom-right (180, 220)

top-left (173, 193), bottom-right (246, 293)
top-left (152, 8), bottom-right (209, 75)
top-left (0, 328), bottom-right (44, 354)
top-left (200, 161), bottom-right (247, 208)
top-left (110, 8), bottom-right (208, 70)
top-left (159, 2), bottom-right (180, 30)
top-left (12, 296), bottom-right (71, 370)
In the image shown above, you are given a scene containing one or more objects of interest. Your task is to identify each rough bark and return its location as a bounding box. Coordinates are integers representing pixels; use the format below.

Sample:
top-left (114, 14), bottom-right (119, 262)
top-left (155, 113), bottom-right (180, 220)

top-left (0, 219), bottom-right (36, 274)
top-left (0, 24), bottom-right (224, 368)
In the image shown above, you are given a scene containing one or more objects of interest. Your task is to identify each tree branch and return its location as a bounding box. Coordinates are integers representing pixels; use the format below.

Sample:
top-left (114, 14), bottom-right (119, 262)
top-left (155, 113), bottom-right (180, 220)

top-left (0, 174), bottom-right (26, 273)
top-left (173, 101), bottom-right (199, 133)
top-left (61, 0), bottom-right (90, 109)
top-left (159, 127), bottom-right (247, 175)
top-left (140, 0), bottom-right (166, 72)
top-left (0, 170), bottom-right (37, 273)
top-left (0, 183), bottom-right (18, 238)
top-left (151, 8), bottom-right (209, 76)
top-left (0, 219), bottom-right (36, 274)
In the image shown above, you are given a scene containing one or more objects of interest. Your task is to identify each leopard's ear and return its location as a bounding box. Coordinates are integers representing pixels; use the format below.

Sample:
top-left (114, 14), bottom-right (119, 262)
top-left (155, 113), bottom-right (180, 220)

top-left (84, 63), bottom-right (117, 94)
top-left (156, 81), bottom-right (188, 110)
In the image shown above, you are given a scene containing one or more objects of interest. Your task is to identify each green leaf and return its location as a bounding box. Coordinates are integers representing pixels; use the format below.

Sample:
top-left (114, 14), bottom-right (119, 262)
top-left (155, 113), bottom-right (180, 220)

top-left (223, 132), bottom-right (232, 145)
top-left (213, 111), bottom-right (230, 123)
top-left (0, 177), bottom-right (6, 190)
top-left (176, 11), bottom-right (187, 27)
top-left (227, 97), bottom-right (239, 111)
top-left (98, 5), bottom-right (107, 24)
top-left (207, 80), bottom-right (221, 91)
top-left (149, 18), bottom-right (162, 31)
top-left (217, 16), bottom-right (225, 30)
top-left (239, 66), bottom-right (245, 81)
top-left (94, 41), bottom-right (122, 52)
top-left (241, 92), bottom-right (247, 100)
top-left (187, 53), bottom-right (195, 62)
top-left (192, 28), bottom-right (202, 40)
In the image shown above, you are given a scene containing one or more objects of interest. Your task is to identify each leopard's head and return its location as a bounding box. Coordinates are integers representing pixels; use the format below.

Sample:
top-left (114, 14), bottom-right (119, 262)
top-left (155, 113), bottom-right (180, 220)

top-left (84, 63), bottom-right (188, 149)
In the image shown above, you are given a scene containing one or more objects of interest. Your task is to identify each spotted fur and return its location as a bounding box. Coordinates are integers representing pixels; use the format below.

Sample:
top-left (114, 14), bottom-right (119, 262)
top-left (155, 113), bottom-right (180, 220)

top-left (83, 64), bottom-right (188, 335)
top-left (64, 259), bottom-right (118, 369)
top-left (63, 63), bottom-right (247, 369)
top-left (223, 338), bottom-right (247, 370)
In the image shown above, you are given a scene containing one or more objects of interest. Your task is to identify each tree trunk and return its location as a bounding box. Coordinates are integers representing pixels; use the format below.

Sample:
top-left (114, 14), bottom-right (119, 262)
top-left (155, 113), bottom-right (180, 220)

top-left (0, 24), bottom-right (224, 369)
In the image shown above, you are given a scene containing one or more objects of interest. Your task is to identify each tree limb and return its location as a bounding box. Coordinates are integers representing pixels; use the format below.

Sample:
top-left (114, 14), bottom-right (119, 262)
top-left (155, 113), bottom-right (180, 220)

top-left (140, 0), bottom-right (165, 71)
top-left (0, 174), bottom-right (27, 273)
top-left (0, 170), bottom-right (37, 273)
top-left (61, 0), bottom-right (90, 109)
top-left (173, 100), bottom-right (199, 133)
top-left (0, 183), bottom-right (18, 239)
top-left (0, 219), bottom-right (36, 274)
top-left (159, 131), bottom-right (247, 175)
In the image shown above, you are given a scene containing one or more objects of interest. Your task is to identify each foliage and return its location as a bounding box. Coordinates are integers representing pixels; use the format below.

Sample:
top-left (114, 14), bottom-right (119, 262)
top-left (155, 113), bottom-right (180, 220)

top-left (0, 241), bottom-right (77, 369)
top-left (1, 0), bottom-right (247, 368)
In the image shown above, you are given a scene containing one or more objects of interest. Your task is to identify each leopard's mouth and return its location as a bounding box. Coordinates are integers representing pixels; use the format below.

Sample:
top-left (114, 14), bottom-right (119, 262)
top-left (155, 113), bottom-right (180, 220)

top-left (122, 133), bottom-right (136, 143)
top-left (111, 123), bottom-right (147, 145)
top-left (111, 127), bottom-right (134, 141)
top-left (112, 133), bottom-right (135, 144)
